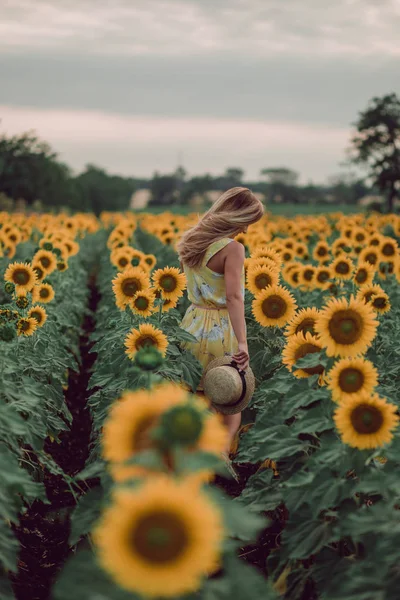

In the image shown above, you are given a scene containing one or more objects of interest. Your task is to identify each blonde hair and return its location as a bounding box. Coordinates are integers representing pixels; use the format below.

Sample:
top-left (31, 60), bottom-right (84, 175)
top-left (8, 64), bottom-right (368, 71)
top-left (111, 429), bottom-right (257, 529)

top-left (177, 187), bottom-right (264, 269)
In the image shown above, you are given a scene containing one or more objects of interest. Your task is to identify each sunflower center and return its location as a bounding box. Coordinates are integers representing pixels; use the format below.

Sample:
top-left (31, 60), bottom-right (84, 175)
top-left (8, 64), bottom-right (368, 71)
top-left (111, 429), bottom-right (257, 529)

top-left (135, 296), bottom-right (149, 311)
top-left (136, 335), bottom-right (156, 350)
top-left (382, 243), bottom-right (394, 257)
top-left (261, 295), bottom-right (287, 319)
top-left (20, 320), bottom-right (30, 332)
top-left (295, 318), bottom-right (316, 336)
top-left (335, 261), bottom-right (350, 274)
top-left (13, 269), bottom-right (30, 285)
top-left (133, 415), bottom-right (158, 451)
top-left (122, 278), bottom-right (140, 297)
top-left (350, 404), bottom-right (383, 434)
top-left (131, 257), bottom-right (140, 267)
top-left (292, 271), bottom-right (299, 283)
top-left (294, 343), bottom-right (324, 375)
top-left (40, 256), bottom-right (51, 268)
top-left (328, 310), bottom-right (362, 345)
top-left (338, 368), bottom-right (364, 393)
top-left (160, 275), bottom-right (177, 292)
top-left (283, 252), bottom-right (291, 261)
top-left (30, 311), bottom-right (43, 324)
top-left (40, 288), bottom-right (50, 299)
top-left (355, 233), bottom-right (365, 242)
top-left (255, 273), bottom-right (271, 289)
top-left (303, 269), bottom-right (314, 281)
top-left (365, 252), bottom-right (378, 265)
top-left (145, 257), bottom-right (153, 265)
top-left (355, 269), bottom-right (367, 283)
top-left (317, 271), bottom-right (329, 282)
top-left (34, 266), bottom-right (44, 280)
top-left (118, 257), bottom-right (128, 267)
top-left (132, 511), bottom-right (188, 563)
top-left (373, 296), bottom-right (387, 309)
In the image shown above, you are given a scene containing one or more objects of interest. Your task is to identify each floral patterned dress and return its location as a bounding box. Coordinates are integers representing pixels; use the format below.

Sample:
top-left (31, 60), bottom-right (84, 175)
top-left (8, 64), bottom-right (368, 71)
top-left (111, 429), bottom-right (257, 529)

top-left (180, 238), bottom-right (245, 390)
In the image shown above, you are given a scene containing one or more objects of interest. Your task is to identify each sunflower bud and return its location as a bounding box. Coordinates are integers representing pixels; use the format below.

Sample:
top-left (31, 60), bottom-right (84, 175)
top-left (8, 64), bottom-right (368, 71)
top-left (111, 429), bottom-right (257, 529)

top-left (16, 295), bottom-right (29, 309)
top-left (4, 282), bottom-right (15, 295)
top-left (158, 404), bottom-right (204, 446)
top-left (134, 346), bottom-right (164, 371)
top-left (0, 324), bottom-right (16, 342)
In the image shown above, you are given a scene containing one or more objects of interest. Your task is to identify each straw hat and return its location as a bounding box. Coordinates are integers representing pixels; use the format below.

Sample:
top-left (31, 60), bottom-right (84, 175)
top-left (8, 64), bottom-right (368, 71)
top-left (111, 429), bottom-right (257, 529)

top-left (203, 356), bottom-right (255, 415)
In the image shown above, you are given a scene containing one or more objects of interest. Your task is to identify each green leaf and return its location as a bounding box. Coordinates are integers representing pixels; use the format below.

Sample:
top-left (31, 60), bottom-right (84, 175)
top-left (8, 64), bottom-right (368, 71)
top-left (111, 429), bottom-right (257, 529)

top-left (52, 549), bottom-right (141, 600)
top-left (69, 487), bottom-right (104, 546)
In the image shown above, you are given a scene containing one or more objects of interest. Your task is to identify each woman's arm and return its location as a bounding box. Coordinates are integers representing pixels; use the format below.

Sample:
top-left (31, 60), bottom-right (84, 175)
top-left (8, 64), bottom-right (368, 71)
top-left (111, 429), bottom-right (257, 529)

top-left (224, 242), bottom-right (249, 370)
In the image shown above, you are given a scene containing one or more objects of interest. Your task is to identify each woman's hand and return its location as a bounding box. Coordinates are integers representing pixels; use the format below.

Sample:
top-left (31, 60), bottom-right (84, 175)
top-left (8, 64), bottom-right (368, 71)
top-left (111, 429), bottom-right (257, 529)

top-left (233, 342), bottom-right (249, 371)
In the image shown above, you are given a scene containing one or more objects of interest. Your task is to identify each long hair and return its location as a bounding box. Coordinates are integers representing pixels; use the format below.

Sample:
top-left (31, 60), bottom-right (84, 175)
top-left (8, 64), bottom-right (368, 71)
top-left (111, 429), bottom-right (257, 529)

top-left (177, 187), bottom-right (264, 269)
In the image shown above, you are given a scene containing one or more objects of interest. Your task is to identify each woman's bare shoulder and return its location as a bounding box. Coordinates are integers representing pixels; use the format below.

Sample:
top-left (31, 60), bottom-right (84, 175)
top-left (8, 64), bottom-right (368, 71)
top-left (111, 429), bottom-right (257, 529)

top-left (225, 240), bottom-right (245, 257)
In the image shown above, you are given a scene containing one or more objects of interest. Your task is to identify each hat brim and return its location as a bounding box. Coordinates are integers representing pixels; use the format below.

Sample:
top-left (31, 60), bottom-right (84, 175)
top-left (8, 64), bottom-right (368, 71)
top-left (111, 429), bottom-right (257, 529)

top-left (203, 356), bottom-right (255, 415)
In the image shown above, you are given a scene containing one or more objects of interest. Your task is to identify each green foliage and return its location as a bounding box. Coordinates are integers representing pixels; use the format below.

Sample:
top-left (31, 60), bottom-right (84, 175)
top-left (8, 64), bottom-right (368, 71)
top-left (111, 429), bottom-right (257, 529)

top-left (350, 93), bottom-right (400, 212)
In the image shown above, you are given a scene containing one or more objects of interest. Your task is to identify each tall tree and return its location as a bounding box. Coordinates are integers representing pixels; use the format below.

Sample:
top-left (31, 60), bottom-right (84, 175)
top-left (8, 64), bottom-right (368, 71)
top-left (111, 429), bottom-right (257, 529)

top-left (350, 93), bottom-right (400, 212)
top-left (0, 130), bottom-right (77, 207)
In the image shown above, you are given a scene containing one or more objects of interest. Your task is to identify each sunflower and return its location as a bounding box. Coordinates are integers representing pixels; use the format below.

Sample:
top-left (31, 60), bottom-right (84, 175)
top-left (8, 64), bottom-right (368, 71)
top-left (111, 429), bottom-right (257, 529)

top-left (356, 283), bottom-right (386, 305)
top-left (370, 290), bottom-right (391, 314)
top-left (28, 305), bottom-right (48, 327)
top-left (299, 265), bottom-right (316, 288)
top-left (314, 265), bottom-right (333, 289)
top-left (353, 261), bottom-right (375, 287)
top-left (152, 267), bottom-right (186, 301)
top-left (102, 384), bottom-right (227, 481)
top-left (4, 262), bottom-right (37, 294)
top-left (284, 307), bottom-right (320, 338)
top-left (252, 284), bottom-right (297, 328)
top-left (315, 295), bottom-right (378, 357)
top-left (246, 263), bottom-right (279, 295)
top-left (283, 266), bottom-right (301, 287)
top-left (282, 331), bottom-right (324, 378)
top-left (251, 245), bottom-right (282, 268)
top-left (332, 237), bottom-right (352, 257)
top-left (110, 247), bottom-right (135, 270)
top-left (379, 237), bottom-right (398, 259)
top-left (32, 264), bottom-right (46, 282)
top-left (330, 256), bottom-right (354, 280)
top-left (359, 247), bottom-right (380, 266)
top-left (129, 290), bottom-right (156, 317)
top-left (334, 393), bottom-right (398, 449)
top-left (93, 477), bottom-right (223, 598)
top-left (17, 317), bottom-right (38, 337)
top-left (351, 226), bottom-right (369, 246)
top-left (327, 356), bottom-right (378, 403)
top-left (313, 241), bottom-right (330, 262)
top-left (161, 297), bottom-right (179, 312)
top-left (112, 268), bottom-right (150, 310)
top-left (143, 254), bottom-right (157, 271)
top-left (125, 323), bottom-right (168, 358)
top-left (294, 242), bottom-right (308, 260)
top-left (32, 282), bottom-right (55, 304)
top-left (377, 259), bottom-right (397, 280)
top-left (33, 249), bottom-right (57, 274)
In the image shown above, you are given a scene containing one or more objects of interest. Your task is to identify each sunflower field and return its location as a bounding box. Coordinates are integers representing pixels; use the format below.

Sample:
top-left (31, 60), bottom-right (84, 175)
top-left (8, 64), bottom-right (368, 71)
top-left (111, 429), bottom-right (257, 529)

top-left (0, 208), bottom-right (400, 600)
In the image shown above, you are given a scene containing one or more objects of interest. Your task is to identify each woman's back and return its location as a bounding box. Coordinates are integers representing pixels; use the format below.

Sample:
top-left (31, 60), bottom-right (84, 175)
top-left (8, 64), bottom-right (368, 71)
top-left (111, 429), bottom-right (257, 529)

top-left (183, 238), bottom-right (244, 308)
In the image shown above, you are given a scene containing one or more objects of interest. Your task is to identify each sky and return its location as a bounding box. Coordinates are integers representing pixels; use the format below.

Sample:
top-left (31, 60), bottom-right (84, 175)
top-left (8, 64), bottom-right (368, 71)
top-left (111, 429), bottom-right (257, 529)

top-left (1, 0), bottom-right (400, 184)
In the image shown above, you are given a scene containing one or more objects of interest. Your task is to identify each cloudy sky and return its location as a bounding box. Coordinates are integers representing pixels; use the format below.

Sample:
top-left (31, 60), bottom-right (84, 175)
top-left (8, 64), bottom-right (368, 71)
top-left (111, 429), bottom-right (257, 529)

top-left (1, 0), bottom-right (399, 183)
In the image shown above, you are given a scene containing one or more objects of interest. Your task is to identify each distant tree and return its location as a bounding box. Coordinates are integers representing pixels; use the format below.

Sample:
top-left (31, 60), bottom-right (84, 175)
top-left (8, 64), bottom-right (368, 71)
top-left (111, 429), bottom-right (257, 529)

top-left (260, 167), bottom-right (300, 204)
top-left (149, 171), bottom-right (179, 206)
top-left (260, 167), bottom-right (299, 187)
top-left (74, 164), bottom-right (135, 214)
top-left (224, 167), bottom-right (244, 187)
top-left (0, 130), bottom-right (77, 207)
top-left (350, 93), bottom-right (400, 212)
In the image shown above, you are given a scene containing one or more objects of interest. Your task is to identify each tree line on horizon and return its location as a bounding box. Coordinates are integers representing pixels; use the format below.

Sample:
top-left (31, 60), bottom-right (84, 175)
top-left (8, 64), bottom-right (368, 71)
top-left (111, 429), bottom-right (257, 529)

top-left (0, 93), bottom-right (399, 214)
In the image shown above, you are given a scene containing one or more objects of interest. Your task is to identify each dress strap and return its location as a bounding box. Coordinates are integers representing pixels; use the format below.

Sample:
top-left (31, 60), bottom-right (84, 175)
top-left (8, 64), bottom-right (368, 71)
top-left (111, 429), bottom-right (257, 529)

top-left (203, 238), bottom-right (233, 266)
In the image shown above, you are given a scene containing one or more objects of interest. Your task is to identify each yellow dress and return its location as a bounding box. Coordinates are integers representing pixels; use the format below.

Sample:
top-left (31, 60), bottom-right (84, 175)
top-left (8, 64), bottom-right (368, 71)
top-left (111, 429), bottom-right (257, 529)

top-left (180, 238), bottom-right (245, 390)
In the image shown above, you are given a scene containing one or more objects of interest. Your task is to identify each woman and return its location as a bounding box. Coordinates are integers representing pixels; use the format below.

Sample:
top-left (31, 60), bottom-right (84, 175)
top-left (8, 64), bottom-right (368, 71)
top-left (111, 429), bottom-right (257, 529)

top-left (177, 187), bottom-right (264, 450)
